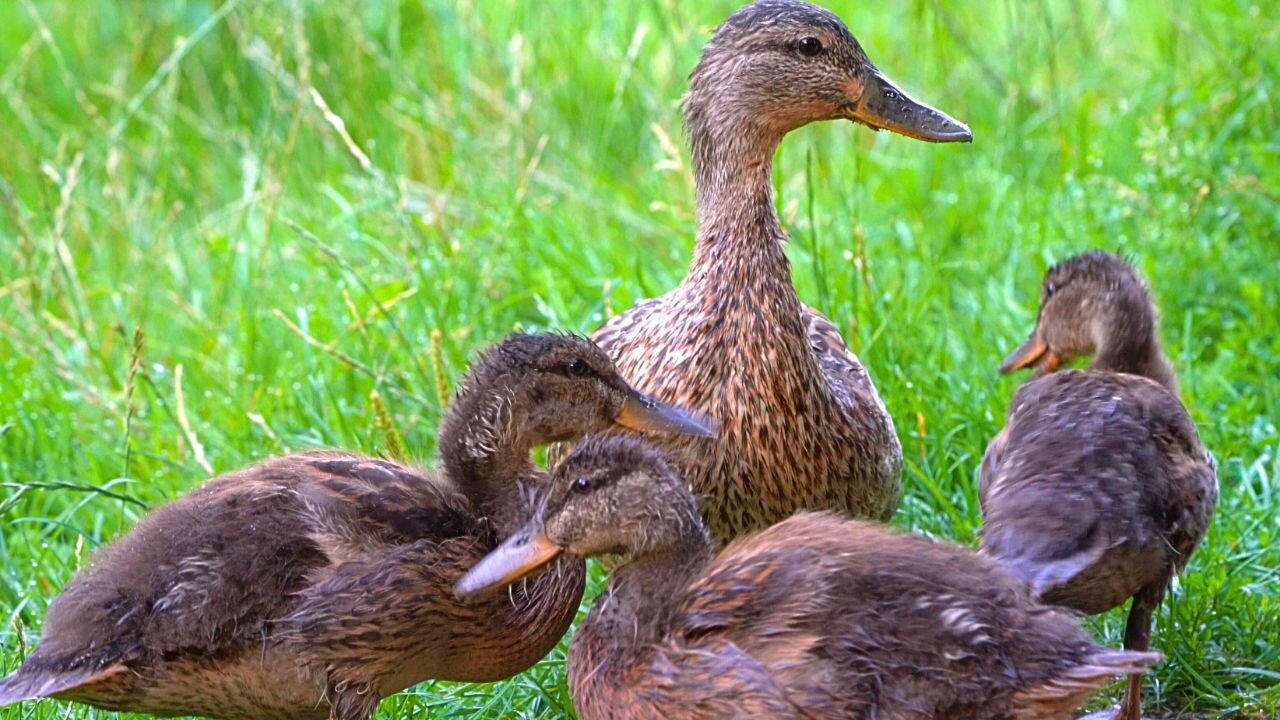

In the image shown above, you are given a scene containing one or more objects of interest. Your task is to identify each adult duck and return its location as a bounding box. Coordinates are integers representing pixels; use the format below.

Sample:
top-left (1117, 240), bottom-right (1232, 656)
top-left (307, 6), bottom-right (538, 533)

top-left (0, 333), bottom-right (714, 720)
top-left (981, 251), bottom-right (1217, 720)
top-left (588, 0), bottom-right (972, 541)
top-left (459, 436), bottom-right (1159, 720)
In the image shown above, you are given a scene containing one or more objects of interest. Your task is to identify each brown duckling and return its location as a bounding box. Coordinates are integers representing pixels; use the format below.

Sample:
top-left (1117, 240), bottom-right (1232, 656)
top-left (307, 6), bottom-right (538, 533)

top-left (0, 333), bottom-right (714, 720)
top-left (573, 0), bottom-right (972, 544)
top-left (981, 251), bottom-right (1218, 720)
top-left (459, 436), bottom-right (1160, 720)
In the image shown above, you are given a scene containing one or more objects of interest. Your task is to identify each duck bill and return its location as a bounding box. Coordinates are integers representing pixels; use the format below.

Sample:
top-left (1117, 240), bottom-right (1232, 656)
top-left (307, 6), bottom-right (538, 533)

top-left (455, 528), bottom-right (563, 600)
top-left (999, 336), bottom-right (1060, 375)
top-left (615, 393), bottom-right (719, 438)
top-left (843, 68), bottom-right (972, 143)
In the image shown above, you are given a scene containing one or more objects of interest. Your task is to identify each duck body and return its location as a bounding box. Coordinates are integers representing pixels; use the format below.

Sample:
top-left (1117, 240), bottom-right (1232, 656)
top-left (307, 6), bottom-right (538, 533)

top-left (981, 251), bottom-right (1218, 720)
top-left (458, 437), bottom-right (1160, 720)
top-left (0, 451), bottom-right (579, 720)
top-left (1, 333), bottom-right (713, 720)
top-left (981, 371), bottom-right (1216, 616)
top-left (585, 0), bottom-right (974, 542)
top-left (598, 241), bottom-right (902, 537)
top-left (572, 512), bottom-right (1153, 720)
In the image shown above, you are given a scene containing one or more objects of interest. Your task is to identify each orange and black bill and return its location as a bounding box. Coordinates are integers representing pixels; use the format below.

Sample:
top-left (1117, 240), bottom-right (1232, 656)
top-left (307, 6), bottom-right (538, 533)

top-left (844, 68), bottom-right (972, 143)
top-left (999, 336), bottom-right (1060, 375)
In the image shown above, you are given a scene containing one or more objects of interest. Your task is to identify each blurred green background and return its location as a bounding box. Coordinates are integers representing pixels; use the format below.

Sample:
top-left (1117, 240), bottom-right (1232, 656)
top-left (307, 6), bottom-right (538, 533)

top-left (1, 0), bottom-right (1276, 717)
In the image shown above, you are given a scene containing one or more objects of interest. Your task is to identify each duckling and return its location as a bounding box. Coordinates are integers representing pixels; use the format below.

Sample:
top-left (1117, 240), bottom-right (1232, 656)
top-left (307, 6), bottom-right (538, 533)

top-left (981, 251), bottom-right (1218, 720)
top-left (459, 436), bottom-right (1161, 720)
top-left (0, 333), bottom-right (714, 720)
top-left (572, 0), bottom-right (972, 544)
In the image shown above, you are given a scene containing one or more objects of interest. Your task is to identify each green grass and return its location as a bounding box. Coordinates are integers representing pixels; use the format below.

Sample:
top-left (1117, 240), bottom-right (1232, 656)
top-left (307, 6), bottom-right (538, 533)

top-left (1, 0), bottom-right (1276, 717)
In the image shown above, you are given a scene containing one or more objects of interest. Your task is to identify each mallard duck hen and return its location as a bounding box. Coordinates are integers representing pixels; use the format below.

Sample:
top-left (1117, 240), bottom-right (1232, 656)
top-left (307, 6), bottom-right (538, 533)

top-left (0, 333), bottom-right (714, 720)
top-left (459, 436), bottom-right (1160, 720)
top-left (585, 0), bottom-right (972, 543)
top-left (981, 251), bottom-right (1218, 720)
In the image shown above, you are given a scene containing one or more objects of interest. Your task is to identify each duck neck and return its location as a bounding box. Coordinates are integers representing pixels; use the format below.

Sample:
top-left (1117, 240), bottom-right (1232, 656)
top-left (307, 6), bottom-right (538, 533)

top-left (685, 102), bottom-right (788, 277)
top-left (1093, 334), bottom-right (1178, 396)
top-left (1089, 292), bottom-right (1179, 396)
top-left (438, 383), bottom-right (535, 536)
top-left (591, 528), bottom-right (715, 651)
top-left (679, 99), bottom-right (830, 409)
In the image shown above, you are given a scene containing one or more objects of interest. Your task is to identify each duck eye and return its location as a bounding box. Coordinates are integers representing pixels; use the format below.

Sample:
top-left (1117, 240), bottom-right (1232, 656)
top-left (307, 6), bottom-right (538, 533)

top-left (573, 477), bottom-right (591, 493)
top-left (796, 37), bottom-right (823, 57)
top-left (567, 358), bottom-right (591, 377)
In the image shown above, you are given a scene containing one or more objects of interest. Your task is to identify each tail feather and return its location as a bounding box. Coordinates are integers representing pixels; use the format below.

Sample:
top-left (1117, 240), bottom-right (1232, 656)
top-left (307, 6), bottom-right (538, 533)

top-left (1013, 649), bottom-right (1162, 720)
top-left (0, 663), bottom-right (129, 706)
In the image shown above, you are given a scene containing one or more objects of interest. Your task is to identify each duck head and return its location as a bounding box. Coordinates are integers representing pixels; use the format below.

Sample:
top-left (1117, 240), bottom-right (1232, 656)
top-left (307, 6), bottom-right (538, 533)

top-left (455, 436), bottom-right (704, 597)
top-left (685, 0), bottom-right (972, 144)
top-left (999, 252), bottom-right (1171, 389)
top-left (442, 334), bottom-right (718, 464)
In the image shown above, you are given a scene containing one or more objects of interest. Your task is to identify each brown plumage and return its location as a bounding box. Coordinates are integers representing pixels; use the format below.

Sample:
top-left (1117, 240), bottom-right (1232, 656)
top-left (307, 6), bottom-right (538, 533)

top-left (0, 333), bottom-right (714, 720)
top-left (573, 0), bottom-right (972, 544)
top-left (458, 436), bottom-right (1161, 720)
top-left (981, 251), bottom-right (1218, 720)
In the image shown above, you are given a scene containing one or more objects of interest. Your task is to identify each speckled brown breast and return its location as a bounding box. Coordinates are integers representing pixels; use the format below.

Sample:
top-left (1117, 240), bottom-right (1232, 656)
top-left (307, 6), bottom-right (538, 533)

top-left (49, 530), bottom-right (586, 720)
top-left (593, 245), bottom-right (902, 543)
top-left (290, 544), bottom-right (586, 696)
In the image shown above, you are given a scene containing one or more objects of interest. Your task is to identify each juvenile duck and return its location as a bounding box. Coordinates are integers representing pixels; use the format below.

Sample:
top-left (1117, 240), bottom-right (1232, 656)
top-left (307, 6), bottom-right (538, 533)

top-left (459, 436), bottom-right (1160, 720)
top-left (0, 333), bottom-right (714, 720)
top-left (583, 0), bottom-right (972, 543)
top-left (981, 252), bottom-right (1218, 720)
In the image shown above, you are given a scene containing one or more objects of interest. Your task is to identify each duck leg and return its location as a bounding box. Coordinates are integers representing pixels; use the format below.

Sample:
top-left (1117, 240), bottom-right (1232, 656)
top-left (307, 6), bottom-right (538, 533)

top-left (1112, 584), bottom-right (1164, 720)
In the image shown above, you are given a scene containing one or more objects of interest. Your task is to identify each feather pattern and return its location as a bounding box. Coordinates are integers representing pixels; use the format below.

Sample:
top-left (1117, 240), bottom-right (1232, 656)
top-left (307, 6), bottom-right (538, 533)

top-left (530, 438), bottom-right (1159, 720)
top-left (980, 251), bottom-right (1217, 720)
top-left (0, 332), bottom-right (695, 720)
top-left (566, 0), bottom-right (941, 544)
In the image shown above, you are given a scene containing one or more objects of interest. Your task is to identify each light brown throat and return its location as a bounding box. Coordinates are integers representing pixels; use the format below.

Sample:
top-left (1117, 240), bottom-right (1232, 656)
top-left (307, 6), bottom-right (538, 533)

top-left (574, 532), bottom-right (713, 673)
top-left (681, 103), bottom-right (828, 404)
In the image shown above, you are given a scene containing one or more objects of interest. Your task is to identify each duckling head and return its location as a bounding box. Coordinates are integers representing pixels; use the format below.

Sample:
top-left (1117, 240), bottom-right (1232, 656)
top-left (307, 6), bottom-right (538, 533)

top-left (443, 334), bottom-right (717, 466)
top-left (685, 0), bottom-right (971, 146)
top-left (1000, 251), bottom-right (1167, 385)
top-left (455, 436), bottom-right (705, 598)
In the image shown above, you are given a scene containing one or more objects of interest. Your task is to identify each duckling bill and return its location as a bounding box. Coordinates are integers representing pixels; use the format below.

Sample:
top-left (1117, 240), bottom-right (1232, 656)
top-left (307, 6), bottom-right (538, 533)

top-left (0, 333), bottom-right (713, 720)
top-left (981, 252), bottom-right (1217, 720)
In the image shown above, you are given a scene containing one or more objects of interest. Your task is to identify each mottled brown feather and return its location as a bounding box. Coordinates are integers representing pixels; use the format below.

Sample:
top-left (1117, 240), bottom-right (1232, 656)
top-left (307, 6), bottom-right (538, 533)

top-left (0, 332), bottom-right (702, 719)
top-left (493, 437), bottom-right (1160, 720)
top-left (981, 372), bottom-right (1215, 613)
top-left (0, 452), bottom-right (583, 720)
top-left (563, 0), bottom-right (978, 544)
top-left (981, 251), bottom-right (1217, 720)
